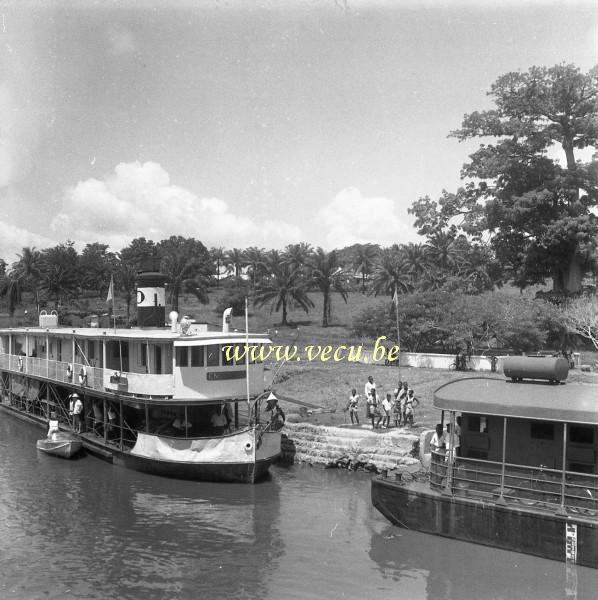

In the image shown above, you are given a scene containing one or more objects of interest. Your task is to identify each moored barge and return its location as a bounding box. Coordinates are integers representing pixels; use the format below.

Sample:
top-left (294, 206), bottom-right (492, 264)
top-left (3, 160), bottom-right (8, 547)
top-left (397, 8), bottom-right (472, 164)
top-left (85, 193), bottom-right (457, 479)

top-left (372, 357), bottom-right (598, 567)
top-left (0, 272), bottom-right (281, 483)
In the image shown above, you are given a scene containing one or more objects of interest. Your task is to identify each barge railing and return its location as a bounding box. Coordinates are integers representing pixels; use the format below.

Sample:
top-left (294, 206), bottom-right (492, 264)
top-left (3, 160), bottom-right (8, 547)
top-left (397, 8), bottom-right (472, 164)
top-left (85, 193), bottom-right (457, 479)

top-left (430, 451), bottom-right (598, 516)
top-left (0, 353), bottom-right (174, 398)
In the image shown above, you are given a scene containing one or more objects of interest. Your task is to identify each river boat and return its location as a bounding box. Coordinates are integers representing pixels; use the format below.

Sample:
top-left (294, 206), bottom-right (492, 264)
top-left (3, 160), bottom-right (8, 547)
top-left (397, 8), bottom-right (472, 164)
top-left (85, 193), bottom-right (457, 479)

top-left (372, 356), bottom-right (598, 567)
top-left (36, 432), bottom-right (82, 458)
top-left (0, 270), bottom-right (282, 483)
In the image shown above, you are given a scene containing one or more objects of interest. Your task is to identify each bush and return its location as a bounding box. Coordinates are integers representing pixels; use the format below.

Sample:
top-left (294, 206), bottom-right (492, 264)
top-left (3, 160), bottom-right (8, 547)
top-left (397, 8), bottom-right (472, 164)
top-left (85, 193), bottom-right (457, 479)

top-left (215, 278), bottom-right (251, 316)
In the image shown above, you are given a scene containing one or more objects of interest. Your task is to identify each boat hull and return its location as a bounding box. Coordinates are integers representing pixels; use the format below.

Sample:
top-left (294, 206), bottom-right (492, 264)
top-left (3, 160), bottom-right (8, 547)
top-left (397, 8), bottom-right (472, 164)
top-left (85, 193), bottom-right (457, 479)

top-left (36, 438), bottom-right (82, 459)
top-left (116, 451), bottom-right (276, 483)
top-left (371, 476), bottom-right (598, 568)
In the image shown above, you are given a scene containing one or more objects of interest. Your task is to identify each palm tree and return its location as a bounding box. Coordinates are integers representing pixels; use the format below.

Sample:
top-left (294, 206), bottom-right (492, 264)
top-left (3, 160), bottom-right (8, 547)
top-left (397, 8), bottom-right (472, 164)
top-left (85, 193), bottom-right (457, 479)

top-left (79, 243), bottom-right (115, 298)
top-left (284, 243), bottom-right (313, 269)
top-left (115, 258), bottom-right (137, 324)
top-left (310, 248), bottom-right (348, 327)
top-left (0, 273), bottom-right (22, 318)
top-left (225, 248), bottom-right (246, 279)
top-left (371, 247), bottom-right (413, 297)
top-left (159, 236), bottom-right (210, 312)
top-left (254, 253), bottom-right (314, 326)
top-left (351, 244), bottom-right (378, 293)
top-left (39, 243), bottom-right (80, 308)
top-left (402, 242), bottom-right (427, 288)
top-left (245, 246), bottom-right (266, 288)
top-left (210, 246), bottom-right (226, 288)
top-left (12, 247), bottom-right (43, 314)
top-left (424, 232), bottom-right (458, 272)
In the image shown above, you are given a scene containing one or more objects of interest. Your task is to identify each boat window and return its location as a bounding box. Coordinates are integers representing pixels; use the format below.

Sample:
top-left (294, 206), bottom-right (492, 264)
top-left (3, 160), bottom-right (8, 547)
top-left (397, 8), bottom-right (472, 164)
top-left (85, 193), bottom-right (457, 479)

top-left (233, 344), bottom-right (248, 366)
top-left (191, 346), bottom-right (204, 367)
top-left (467, 415), bottom-right (487, 433)
top-left (206, 345), bottom-right (220, 367)
top-left (221, 345), bottom-right (235, 366)
top-left (176, 346), bottom-right (189, 367)
top-left (569, 463), bottom-right (594, 474)
top-left (530, 422), bottom-right (554, 440)
top-left (570, 426), bottom-right (594, 445)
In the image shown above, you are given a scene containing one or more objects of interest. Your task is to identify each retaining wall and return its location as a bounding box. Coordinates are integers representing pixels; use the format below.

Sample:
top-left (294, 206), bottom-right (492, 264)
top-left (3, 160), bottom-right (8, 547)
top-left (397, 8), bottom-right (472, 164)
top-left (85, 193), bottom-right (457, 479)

top-left (360, 350), bottom-right (500, 371)
top-left (280, 421), bottom-right (427, 474)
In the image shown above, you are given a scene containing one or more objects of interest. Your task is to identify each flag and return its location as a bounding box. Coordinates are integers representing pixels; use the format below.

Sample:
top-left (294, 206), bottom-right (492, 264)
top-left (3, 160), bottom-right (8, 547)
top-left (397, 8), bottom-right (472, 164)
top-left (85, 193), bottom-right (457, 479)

top-left (392, 285), bottom-right (398, 307)
top-left (106, 275), bottom-right (114, 304)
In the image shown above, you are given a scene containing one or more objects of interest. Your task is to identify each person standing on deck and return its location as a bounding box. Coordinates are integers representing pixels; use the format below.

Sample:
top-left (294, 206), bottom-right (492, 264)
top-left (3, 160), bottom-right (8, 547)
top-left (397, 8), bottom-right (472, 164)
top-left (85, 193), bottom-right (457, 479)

top-left (73, 394), bottom-right (83, 433)
top-left (68, 393), bottom-right (75, 428)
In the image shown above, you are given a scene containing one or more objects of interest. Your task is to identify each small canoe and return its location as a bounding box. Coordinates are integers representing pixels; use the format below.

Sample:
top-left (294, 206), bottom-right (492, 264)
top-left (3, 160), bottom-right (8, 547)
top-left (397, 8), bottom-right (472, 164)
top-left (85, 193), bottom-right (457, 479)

top-left (36, 434), bottom-right (82, 459)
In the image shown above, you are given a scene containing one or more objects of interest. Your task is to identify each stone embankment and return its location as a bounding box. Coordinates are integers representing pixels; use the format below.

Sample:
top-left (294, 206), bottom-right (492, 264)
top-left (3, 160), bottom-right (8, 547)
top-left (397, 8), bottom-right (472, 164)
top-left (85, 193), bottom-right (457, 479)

top-left (280, 421), bottom-right (428, 476)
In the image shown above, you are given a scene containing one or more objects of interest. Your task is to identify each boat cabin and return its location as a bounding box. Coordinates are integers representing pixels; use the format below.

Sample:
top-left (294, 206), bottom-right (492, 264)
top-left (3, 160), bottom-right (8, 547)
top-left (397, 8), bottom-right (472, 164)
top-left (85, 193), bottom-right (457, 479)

top-left (430, 359), bottom-right (598, 515)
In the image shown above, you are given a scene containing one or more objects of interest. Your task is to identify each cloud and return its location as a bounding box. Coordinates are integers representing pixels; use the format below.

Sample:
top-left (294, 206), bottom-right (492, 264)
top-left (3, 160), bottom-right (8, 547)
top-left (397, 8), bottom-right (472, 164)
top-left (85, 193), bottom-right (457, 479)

top-left (317, 187), bottom-right (418, 248)
top-left (0, 219), bottom-right (55, 266)
top-left (105, 26), bottom-right (137, 55)
top-left (51, 161), bottom-right (302, 251)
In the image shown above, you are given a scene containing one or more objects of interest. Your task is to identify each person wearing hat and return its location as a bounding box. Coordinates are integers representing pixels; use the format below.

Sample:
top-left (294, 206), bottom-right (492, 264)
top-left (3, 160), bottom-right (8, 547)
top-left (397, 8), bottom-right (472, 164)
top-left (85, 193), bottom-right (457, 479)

top-left (267, 399), bottom-right (285, 431)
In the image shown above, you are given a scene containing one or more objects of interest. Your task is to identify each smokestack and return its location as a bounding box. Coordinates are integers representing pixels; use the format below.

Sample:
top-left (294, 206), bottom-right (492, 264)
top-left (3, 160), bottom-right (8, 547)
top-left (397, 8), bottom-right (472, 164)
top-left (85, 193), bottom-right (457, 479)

top-left (136, 271), bottom-right (167, 327)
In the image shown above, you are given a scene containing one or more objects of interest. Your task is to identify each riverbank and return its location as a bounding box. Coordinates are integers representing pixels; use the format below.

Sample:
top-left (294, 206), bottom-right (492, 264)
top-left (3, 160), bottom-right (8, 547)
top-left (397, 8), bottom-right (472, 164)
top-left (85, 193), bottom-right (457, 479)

top-left (279, 421), bottom-right (427, 477)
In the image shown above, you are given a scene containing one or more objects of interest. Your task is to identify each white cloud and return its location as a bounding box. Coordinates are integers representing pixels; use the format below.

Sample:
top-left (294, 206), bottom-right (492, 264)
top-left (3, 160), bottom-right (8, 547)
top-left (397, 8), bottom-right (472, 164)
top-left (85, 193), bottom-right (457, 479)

top-left (317, 187), bottom-right (419, 248)
top-left (51, 161), bottom-right (302, 252)
top-left (0, 220), bottom-right (55, 266)
top-left (106, 26), bottom-right (137, 55)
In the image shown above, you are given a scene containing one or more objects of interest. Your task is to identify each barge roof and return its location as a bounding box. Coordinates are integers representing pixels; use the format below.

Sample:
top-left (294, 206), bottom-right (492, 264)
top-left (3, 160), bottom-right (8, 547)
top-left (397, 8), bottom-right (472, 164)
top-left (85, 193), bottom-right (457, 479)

top-left (434, 377), bottom-right (598, 425)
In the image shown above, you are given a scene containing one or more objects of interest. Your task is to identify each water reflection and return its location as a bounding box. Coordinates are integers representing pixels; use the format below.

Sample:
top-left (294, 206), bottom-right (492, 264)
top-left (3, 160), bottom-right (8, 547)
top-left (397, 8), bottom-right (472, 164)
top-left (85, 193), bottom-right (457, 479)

top-left (0, 417), bottom-right (284, 600)
top-left (2, 416), bottom-right (598, 600)
top-left (369, 523), bottom-right (592, 600)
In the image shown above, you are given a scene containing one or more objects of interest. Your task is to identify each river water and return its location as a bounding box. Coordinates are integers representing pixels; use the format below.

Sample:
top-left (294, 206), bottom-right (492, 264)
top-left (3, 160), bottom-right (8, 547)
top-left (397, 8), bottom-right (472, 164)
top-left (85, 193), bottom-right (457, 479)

top-left (1, 416), bottom-right (597, 600)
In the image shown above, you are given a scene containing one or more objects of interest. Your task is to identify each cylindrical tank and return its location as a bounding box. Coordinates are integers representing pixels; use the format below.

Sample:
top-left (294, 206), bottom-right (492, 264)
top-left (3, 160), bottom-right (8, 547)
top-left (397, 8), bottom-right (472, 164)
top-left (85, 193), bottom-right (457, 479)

top-left (502, 356), bottom-right (569, 383)
top-left (136, 272), bottom-right (167, 327)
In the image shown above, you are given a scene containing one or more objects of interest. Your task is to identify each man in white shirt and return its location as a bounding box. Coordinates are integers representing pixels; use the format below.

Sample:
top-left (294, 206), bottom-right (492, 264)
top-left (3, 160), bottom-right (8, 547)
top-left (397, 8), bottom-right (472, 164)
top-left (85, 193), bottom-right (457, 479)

top-left (73, 394), bottom-right (83, 433)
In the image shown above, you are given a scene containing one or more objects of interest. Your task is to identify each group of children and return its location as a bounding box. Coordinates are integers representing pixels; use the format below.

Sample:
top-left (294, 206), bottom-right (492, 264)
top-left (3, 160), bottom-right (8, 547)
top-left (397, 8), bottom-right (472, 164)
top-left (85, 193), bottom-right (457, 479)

top-left (345, 375), bottom-right (419, 429)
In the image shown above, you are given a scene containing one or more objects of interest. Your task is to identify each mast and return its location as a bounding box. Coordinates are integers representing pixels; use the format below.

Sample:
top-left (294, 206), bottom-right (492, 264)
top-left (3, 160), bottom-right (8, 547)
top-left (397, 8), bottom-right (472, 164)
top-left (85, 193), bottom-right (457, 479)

top-left (245, 296), bottom-right (251, 411)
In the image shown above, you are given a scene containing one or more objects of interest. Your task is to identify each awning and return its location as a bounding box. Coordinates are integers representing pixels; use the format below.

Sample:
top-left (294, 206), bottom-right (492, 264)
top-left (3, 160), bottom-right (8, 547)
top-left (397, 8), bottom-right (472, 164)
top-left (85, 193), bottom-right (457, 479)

top-left (433, 377), bottom-right (598, 425)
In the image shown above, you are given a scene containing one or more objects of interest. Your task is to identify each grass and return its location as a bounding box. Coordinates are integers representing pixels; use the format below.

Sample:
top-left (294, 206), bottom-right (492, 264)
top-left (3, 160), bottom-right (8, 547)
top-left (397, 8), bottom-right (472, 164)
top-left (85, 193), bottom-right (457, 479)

top-left (3, 285), bottom-right (597, 432)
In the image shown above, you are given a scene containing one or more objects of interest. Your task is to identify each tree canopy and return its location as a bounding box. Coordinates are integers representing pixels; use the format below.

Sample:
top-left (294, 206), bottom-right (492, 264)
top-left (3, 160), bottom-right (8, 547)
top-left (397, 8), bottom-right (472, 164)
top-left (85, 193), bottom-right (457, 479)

top-left (409, 63), bottom-right (598, 293)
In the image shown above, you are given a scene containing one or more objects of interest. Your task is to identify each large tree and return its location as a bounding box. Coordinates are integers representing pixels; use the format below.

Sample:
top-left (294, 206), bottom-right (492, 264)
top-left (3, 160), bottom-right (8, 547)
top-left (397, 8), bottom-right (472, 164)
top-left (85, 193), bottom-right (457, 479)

top-left (410, 63), bottom-right (598, 293)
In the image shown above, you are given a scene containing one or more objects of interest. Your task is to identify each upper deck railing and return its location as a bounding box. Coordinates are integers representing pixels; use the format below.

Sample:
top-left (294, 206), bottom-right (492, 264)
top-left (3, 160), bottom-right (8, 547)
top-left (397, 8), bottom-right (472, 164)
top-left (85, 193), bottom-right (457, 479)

top-left (0, 352), bottom-right (175, 398)
top-left (430, 450), bottom-right (598, 517)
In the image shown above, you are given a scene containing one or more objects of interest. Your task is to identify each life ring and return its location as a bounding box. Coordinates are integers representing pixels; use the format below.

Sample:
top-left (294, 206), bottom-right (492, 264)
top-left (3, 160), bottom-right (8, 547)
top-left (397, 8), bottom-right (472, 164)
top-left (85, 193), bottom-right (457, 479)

top-left (244, 440), bottom-right (253, 453)
top-left (78, 366), bottom-right (87, 385)
top-left (17, 356), bottom-right (24, 372)
top-left (66, 363), bottom-right (73, 379)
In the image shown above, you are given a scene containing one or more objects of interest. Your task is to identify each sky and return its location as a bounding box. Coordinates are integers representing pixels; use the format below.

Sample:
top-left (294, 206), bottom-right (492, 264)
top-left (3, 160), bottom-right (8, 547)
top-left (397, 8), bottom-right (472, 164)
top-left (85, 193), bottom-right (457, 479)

top-left (1, 0), bottom-right (598, 263)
